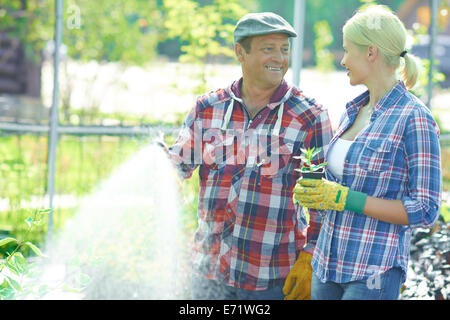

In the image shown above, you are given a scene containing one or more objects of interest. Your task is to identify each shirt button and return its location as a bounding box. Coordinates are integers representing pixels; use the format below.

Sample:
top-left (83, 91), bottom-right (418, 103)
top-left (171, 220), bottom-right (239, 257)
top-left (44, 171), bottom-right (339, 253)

top-left (258, 115), bottom-right (262, 119)
top-left (227, 208), bottom-right (232, 213)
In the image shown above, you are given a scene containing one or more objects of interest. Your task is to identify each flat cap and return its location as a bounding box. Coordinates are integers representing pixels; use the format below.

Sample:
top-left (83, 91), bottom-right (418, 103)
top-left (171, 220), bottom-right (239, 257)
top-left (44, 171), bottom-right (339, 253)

top-left (233, 12), bottom-right (297, 43)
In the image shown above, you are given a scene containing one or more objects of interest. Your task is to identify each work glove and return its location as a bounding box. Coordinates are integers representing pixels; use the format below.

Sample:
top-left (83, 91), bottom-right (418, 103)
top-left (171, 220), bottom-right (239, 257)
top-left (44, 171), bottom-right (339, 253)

top-left (283, 251), bottom-right (313, 300)
top-left (293, 178), bottom-right (367, 214)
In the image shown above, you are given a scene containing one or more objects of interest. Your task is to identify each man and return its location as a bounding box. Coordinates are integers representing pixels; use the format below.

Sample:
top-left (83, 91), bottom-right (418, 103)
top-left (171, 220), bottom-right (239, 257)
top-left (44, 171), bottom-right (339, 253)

top-left (164, 12), bottom-right (333, 300)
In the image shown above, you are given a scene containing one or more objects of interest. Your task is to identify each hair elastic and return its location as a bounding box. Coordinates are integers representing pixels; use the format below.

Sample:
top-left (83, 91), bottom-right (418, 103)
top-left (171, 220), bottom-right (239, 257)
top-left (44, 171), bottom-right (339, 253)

top-left (400, 50), bottom-right (407, 57)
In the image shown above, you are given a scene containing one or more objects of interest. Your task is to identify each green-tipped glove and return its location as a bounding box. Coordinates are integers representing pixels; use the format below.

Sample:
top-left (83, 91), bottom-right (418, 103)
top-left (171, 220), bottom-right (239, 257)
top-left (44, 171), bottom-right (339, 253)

top-left (293, 178), bottom-right (367, 214)
top-left (283, 251), bottom-right (312, 300)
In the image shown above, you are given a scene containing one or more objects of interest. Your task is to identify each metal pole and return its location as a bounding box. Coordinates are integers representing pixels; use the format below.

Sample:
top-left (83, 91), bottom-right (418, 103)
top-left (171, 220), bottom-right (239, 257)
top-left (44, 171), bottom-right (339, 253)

top-left (427, 0), bottom-right (439, 108)
top-left (292, 0), bottom-right (306, 87)
top-left (47, 0), bottom-right (63, 244)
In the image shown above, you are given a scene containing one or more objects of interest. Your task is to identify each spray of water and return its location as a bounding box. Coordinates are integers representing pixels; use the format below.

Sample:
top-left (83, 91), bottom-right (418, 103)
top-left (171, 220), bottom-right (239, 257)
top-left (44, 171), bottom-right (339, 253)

top-left (27, 143), bottom-right (191, 299)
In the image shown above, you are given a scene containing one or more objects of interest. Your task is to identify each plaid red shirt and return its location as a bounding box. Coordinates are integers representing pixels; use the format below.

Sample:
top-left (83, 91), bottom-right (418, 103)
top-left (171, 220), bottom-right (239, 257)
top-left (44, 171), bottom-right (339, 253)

top-left (169, 78), bottom-right (333, 290)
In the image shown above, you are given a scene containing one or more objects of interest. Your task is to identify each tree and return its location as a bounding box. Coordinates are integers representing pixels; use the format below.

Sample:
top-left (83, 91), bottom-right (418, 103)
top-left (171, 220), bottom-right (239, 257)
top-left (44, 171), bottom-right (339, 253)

top-left (0, 0), bottom-right (54, 61)
top-left (63, 0), bottom-right (163, 66)
top-left (163, 0), bottom-right (245, 63)
top-left (0, 0), bottom-right (165, 66)
top-left (255, 0), bottom-right (406, 65)
top-left (162, 0), bottom-right (250, 94)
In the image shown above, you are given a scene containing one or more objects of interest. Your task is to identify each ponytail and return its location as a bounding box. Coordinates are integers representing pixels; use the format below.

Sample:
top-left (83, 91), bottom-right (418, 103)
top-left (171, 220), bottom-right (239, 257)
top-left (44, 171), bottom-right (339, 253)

top-left (400, 52), bottom-right (421, 89)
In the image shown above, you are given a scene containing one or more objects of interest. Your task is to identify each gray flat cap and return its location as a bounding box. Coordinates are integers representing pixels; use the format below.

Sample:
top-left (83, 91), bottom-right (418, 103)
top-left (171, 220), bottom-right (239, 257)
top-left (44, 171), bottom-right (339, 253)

top-left (233, 12), bottom-right (297, 43)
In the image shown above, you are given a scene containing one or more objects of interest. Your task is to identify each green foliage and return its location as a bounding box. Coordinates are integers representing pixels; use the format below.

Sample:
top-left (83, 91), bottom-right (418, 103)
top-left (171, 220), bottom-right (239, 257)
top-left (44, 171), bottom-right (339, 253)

top-left (180, 169), bottom-right (200, 233)
top-left (412, 58), bottom-right (447, 97)
top-left (441, 202), bottom-right (450, 223)
top-left (0, 208), bottom-right (92, 299)
top-left (255, 0), bottom-right (405, 65)
top-left (294, 147), bottom-right (327, 173)
top-left (63, 0), bottom-right (163, 65)
top-left (162, 0), bottom-right (248, 94)
top-left (0, 0), bottom-right (163, 65)
top-left (0, 134), bottom-right (148, 246)
top-left (313, 20), bottom-right (335, 73)
top-left (0, 0), bottom-right (54, 63)
top-left (163, 0), bottom-right (247, 63)
top-left (359, 0), bottom-right (381, 10)
top-left (0, 209), bottom-right (47, 300)
top-left (405, 23), bottom-right (447, 97)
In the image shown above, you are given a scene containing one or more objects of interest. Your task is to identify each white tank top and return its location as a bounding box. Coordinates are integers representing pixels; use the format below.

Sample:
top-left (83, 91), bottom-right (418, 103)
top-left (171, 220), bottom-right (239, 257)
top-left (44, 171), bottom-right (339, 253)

top-left (327, 138), bottom-right (353, 180)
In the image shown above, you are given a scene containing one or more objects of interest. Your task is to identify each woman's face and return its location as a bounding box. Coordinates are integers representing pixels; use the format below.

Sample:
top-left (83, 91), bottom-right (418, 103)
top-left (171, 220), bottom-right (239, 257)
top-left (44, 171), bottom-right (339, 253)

top-left (340, 37), bottom-right (371, 86)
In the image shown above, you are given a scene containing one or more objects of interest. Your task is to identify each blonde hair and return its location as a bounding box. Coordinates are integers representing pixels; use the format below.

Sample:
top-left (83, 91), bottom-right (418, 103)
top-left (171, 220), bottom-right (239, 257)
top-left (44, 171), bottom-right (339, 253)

top-left (343, 5), bottom-right (421, 89)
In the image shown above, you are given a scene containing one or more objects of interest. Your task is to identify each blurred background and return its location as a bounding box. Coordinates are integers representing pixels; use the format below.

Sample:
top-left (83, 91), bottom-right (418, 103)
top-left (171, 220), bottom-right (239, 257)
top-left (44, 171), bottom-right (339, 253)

top-left (0, 0), bottom-right (449, 300)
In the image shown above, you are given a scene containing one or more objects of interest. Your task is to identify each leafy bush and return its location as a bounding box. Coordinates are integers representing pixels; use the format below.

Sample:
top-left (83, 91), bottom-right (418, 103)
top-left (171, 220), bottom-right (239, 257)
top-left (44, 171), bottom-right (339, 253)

top-left (0, 209), bottom-right (47, 299)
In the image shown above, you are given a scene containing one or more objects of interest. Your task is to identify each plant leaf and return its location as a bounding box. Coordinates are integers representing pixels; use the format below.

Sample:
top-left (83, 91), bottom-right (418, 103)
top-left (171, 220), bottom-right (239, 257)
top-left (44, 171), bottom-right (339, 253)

top-left (0, 238), bottom-right (18, 247)
top-left (10, 252), bottom-right (27, 273)
top-left (300, 148), bottom-right (308, 155)
top-left (5, 276), bottom-right (21, 291)
top-left (38, 208), bottom-right (53, 215)
top-left (25, 217), bottom-right (33, 228)
top-left (0, 277), bottom-right (9, 289)
top-left (299, 156), bottom-right (309, 163)
top-left (23, 242), bottom-right (44, 257)
top-left (311, 148), bottom-right (321, 158)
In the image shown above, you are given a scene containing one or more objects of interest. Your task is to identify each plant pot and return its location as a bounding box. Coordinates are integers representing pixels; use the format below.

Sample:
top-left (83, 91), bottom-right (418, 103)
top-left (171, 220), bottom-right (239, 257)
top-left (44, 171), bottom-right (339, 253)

top-left (300, 168), bottom-right (325, 180)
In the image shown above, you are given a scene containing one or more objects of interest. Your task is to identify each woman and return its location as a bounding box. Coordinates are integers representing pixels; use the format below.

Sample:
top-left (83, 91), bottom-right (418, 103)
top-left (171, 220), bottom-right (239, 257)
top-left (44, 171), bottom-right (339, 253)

top-left (293, 5), bottom-right (442, 300)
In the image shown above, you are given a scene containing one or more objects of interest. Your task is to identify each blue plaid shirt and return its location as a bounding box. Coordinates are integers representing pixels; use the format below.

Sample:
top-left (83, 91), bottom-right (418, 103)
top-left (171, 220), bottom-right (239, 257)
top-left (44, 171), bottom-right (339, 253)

top-left (312, 81), bottom-right (442, 284)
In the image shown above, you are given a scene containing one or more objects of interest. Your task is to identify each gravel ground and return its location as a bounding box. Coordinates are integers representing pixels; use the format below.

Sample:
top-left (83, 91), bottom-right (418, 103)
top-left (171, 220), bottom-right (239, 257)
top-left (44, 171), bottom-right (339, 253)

top-left (401, 215), bottom-right (450, 300)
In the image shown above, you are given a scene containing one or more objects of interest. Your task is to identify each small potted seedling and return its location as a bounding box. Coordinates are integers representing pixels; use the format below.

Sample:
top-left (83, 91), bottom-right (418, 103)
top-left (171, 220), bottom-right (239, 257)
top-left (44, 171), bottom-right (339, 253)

top-left (294, 147), bottom-right (327, 179)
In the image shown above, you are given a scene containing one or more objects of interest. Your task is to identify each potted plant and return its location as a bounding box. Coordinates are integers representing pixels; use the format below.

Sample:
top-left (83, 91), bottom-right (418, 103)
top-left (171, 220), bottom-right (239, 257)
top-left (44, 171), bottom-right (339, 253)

top-left (294, 147), bottom-right (327, 179)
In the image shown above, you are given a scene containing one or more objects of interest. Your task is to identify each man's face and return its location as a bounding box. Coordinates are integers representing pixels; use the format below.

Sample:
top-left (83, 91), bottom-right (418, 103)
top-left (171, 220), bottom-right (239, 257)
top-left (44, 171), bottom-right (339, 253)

top-left (236, 33), bottom-right (290, 90)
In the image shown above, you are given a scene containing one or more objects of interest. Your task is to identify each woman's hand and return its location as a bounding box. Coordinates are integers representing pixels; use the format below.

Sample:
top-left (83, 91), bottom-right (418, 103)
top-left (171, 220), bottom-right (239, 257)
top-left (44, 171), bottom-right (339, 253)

top-left (294, 178), bottom-right (367, 214)
top-left (293, 178), bottom-right (349, 211)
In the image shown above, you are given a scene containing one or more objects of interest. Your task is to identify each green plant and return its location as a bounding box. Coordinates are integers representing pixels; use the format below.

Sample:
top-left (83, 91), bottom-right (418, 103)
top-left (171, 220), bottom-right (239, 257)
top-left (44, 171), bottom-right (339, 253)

top-left (163, 0), bottom-right (248, 95)
top-left (440, 202), bottom-right (450, 223)
top-left (294, 147), bottom-right (327, 173)
top-left (293, 147), bottom-right (327, 223)
top-left (405, 20), bottom-right (446, 98)
top-left (313, 20), bottom-right (335, 73)
top-left (0, 208), bottom-right (49, 300)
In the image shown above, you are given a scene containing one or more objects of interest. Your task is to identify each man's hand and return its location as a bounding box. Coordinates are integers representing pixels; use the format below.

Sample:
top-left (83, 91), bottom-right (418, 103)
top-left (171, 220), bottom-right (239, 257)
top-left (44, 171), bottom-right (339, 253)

top-left (283, 251), bottom-right (313, 300)
top-left (154, 131), bottom-right (169, 154)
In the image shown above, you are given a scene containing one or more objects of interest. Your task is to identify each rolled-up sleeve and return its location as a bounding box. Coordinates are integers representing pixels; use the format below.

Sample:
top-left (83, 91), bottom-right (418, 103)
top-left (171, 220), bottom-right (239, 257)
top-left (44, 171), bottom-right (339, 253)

top-left (402, 108), bottom-right (442, 229)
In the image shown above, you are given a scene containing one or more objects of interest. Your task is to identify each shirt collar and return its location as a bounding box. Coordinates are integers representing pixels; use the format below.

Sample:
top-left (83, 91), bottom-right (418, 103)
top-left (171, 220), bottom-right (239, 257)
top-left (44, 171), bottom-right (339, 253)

top-left (345, 80), bottom-right (407, 117)
top-left (229, 78), bottom-right (291, 110)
